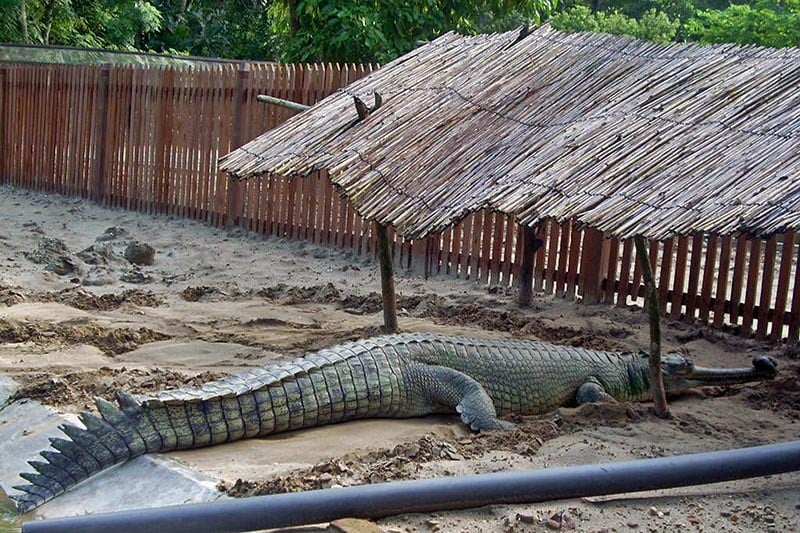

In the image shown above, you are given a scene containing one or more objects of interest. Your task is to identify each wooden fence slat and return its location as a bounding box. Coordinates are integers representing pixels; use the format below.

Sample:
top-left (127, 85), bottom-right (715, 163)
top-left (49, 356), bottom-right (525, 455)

top-left (699, 235), bottom-right (719, 323)
top-left (479, 211), bottom-right (494, 284)
top-left (441, 223), bottom-right (453, 276)
top-left (669, 236), bottom-right (689, 319)
top-left (741, 239), bottom-right (762, 336)
top-left (555, 221), bottom-right (571, 297)
top-left (616, 239), bottom-right (633, 308)
top-left (459, 213), bottom-right (473, 278)
top-left (771, 233), bottom-right (796, 341)
top-left (713, 235), bottom-right (733, 328)
top-left (544, 221), bottom-right (559, 294)
top-left (469, 211), bottom-right (484, 280)
top-left (449, 221), bottom-right (462, 276)
top-left (756, 235), bottom-right (777, 339)
top-left (32, 65), bottom-right (44, 189)
top-left (657, 238), bottom-right (673, 314)
top-left (603, 237), bottom-right (619, 304)
top-left (0, 65), bottom-right (6, 182)
top-left (187, 69), bottom-right (203, 219)
top-left (729, 235), bottom-right (749, 327)
top-left (789, 236), bottom-right (800, 341)
top-left (684, 233), bottom-right (705, 321)
top-left (490, 212), bottom-right (504, 285)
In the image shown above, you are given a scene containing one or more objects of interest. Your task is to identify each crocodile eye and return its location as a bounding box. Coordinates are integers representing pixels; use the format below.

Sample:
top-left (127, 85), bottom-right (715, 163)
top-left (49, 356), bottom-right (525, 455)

top-left (662, 354), bottom-right (692, 374)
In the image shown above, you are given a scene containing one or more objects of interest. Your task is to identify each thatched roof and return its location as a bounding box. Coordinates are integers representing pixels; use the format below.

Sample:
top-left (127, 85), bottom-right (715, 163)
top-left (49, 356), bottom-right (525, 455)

top-left (220, 26), bottom-right (800, 240)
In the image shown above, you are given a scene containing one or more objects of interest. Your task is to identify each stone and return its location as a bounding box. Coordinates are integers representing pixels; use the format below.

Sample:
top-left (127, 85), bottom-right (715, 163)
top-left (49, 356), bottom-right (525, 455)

top-left (329, 518), bottom-right (385, 533)
top-left (124, 241), bottom-right (156, 266)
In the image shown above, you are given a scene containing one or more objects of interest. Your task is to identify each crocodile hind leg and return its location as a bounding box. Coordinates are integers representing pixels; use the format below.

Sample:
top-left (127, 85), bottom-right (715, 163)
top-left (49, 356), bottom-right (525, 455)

top-left (408, 364), bottom-right (515, 431)
top-left (575, 377), bottom-right (616, 405)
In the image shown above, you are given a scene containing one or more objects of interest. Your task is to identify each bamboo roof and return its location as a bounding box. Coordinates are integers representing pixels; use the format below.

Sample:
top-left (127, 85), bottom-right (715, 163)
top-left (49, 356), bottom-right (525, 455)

top-left (220, 26), bottom-right (800, 240)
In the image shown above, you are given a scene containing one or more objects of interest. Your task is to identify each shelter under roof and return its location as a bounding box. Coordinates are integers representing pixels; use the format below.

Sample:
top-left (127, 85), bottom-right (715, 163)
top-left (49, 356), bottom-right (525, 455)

top-left (220, 25), bottom-right (800, 240)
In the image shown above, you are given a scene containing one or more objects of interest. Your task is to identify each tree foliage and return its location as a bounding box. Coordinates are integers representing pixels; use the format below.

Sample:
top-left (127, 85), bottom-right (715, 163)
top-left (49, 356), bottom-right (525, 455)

top-left (686, 0), bottom-right (800, 47)
top-left (550, 5), bottom-right (679, 43)
top-left (551, 0), bottom-right (800, 47)
top-left (1, 0), bottom-right (798, 61)
top-left (0, 0), bottom-right (163, 49)
top-left (271, 0), bottom-right (554, 63)
top-left (148, 0), bottom-right (274, 58)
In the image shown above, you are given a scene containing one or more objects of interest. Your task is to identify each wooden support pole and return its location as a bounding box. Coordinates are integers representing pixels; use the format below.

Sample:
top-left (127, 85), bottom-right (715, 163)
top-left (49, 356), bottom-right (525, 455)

top-left (256, 94), bottom-right (310, 112)
top-left (517, 225), bottom-right (543, 307)
top-left (92, 64), bottom-right (111, 202)
top-left (376, 221), bottom-right (398, 333)
top-left (226, 63), bottom-right (250, 230)
top-left (634, 235), bottom-right (670, 419)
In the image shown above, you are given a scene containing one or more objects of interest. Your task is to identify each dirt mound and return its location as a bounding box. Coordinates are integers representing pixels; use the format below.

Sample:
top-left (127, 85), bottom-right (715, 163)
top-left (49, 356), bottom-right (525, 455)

top-left (24, 237), bottom-right (77, 275)
top-left (95, 226), bottom-right (130, 242)
top-left (409, 298), bottom-right (623, 351)
top-left (0, 318), bottom-right (169, 355)
top-left (0, 286), bottom-right (26, 306)
top-left (181, 286), bottom-right (228, 302)
top-left (740, 364), bottom-right (800, 420)
top-left (35, 288), bottom-right (163, 311)
top-left (258, 283), bottom-right (343, 305)
top-left (76, 243), bottom-right (125, 266)
top-left (339, 292), bottom-right (424, 315)
top-left (11, 367), bottom-right (225, 410)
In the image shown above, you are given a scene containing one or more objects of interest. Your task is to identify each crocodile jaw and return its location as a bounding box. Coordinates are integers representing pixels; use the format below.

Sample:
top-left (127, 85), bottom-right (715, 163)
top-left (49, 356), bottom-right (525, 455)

top-left (662, 355), bottom-right (778, 394)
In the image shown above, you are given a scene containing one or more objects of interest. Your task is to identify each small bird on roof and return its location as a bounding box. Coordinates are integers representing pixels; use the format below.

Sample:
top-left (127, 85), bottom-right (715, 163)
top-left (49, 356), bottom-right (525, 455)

top-left (506, 24), bottom-right (533, 49)
top-left (353, 92), bottom-right (383, 120)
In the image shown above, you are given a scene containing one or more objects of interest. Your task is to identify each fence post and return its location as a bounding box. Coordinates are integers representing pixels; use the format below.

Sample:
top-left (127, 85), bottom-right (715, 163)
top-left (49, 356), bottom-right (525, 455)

top-left (376, 221), bottom-right (398, 333)
top-left (517, 225), bottom-right (543, 307)
top-left (0, 65), bottom-right (6, 184)
top-left (226, 62), bottom-right (251, 229)
top-left (92, 64), bottom-right (112, 202)
top-left (579, 228), bottom-right (605, 304)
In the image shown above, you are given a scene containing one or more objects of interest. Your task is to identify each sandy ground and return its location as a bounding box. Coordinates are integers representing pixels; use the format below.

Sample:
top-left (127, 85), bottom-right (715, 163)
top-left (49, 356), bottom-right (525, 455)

top-left (0, 183), bottom-right (798, 532)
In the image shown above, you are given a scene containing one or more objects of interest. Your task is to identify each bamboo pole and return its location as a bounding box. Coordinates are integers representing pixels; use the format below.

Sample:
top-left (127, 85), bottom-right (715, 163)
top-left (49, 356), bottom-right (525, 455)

top-left (256, 94), bottom-right (310, 112)
top-left (634, 235), bottom-right (670, 419)
top-left (375, 221), bottom-right (398, 333)
top-left (517, 225), bottom-right (543, 306)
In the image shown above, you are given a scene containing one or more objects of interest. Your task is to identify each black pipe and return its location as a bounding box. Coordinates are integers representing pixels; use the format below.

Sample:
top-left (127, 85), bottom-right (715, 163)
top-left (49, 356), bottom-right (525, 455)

top-left (23, 440), bottom-right (800, 533)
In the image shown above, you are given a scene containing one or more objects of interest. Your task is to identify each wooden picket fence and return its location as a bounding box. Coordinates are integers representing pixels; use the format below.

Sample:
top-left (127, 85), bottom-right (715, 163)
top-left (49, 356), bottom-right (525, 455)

top-left (1, 60), bottom-right (797, 342)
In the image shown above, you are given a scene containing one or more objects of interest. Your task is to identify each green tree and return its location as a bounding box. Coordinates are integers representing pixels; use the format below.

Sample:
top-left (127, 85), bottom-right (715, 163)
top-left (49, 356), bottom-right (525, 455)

top-left (687, 0), bottom-right (800, 47)
top-left (0, 0), bottom-right (163, 49)
top-left (550, 5), bottom-right (680, 43)
top-left (148, 0), bottom-right (275, 59)
top-left (272, 0), bottom-right (555, 63)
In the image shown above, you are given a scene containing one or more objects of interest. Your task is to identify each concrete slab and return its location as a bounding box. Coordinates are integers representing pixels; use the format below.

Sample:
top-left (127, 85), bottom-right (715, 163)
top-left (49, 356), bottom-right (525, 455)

top-left (32, 454), bottom-right (227, 519)
top-left (0, 375), bottom-right (17, 405)
top-left (0, 397), bottom-right (228, 520)
top-left (0, 398), bottom-right (66, 493)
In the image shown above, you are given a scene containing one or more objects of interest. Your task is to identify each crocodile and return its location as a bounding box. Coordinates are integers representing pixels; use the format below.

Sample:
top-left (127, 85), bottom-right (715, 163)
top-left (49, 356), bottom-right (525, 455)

top-left (11, 332), bottom-right (778, 513)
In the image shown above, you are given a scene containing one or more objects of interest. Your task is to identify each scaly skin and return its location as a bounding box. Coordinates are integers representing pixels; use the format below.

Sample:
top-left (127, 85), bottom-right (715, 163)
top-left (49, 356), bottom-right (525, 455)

top-left (11, 333), bottom-right (777, 513)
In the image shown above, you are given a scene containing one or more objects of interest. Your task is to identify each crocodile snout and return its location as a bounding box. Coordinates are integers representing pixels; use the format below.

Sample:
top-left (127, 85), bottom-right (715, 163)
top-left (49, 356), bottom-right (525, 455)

top-left (752, 355), bottom-right (778, 378)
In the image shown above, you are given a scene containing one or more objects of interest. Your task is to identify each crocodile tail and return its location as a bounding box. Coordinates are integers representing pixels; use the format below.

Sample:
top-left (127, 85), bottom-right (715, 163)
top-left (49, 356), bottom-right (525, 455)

top-left (12, 392), bottom-right (163, 513)
top-left (12, 368), bottom-right (292, 513)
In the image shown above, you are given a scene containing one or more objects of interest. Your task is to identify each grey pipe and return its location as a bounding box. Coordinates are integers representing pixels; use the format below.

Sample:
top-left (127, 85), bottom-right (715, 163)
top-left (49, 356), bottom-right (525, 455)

top-left (22, 440), bottom-right (800, 533)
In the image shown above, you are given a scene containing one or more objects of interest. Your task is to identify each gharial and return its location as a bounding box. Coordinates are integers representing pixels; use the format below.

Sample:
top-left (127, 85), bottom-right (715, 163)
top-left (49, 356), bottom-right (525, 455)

top-left (11, 332), bottom-right (778, 513)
